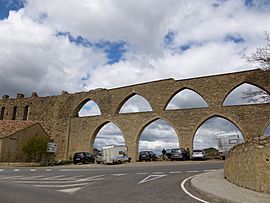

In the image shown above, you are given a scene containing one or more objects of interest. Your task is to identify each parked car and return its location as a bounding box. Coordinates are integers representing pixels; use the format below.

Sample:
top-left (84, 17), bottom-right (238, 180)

top-left (95, 153), bottom-right (104, 164)
top-left (139, 151), bottom-right (157, 162)
top-left (73, 152), bottom-right (95, 164)
top-left (191, 149), bottom-right (207, 160)
top-left (170, 148), bottom-right (187, 161)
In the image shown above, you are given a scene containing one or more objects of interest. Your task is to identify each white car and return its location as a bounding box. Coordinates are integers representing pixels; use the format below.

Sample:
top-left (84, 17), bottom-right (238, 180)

top-left (192, 150), bottom-right (207, 160)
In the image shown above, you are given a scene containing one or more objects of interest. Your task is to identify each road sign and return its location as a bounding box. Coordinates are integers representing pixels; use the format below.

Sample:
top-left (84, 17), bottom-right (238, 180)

top-left (47, 142), bottom-right (57, 153)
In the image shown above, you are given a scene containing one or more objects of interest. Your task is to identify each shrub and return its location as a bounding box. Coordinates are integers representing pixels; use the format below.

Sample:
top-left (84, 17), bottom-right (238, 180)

top-left (22, 136), bottom-right (48, 162)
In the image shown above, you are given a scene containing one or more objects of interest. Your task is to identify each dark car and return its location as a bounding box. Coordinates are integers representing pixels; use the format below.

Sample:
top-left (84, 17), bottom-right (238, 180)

top-left (165, 149), bottom-right (172, 159)
top-left (170, 148), bottom-right (187, 161)
top-left (73, 152), bottom-right (95, 164)
top-left (139, 151), bottom-right (157, 162)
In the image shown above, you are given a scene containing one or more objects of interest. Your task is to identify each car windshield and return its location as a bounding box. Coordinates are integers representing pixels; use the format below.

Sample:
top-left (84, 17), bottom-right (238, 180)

top-left (140, 151), bottom-right (147, 155)
top-left (193, 150), bottom-right (203, 153)
top-left (171, 149), bottom-right (181, 153)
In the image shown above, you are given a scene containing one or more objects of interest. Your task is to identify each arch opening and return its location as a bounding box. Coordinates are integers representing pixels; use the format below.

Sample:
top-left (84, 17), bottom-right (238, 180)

top-left (264, 123), bottom-right (270, 137)
top-left (138, 119), bottom-right (179, 157)
top-left (119, 94), bottom-right (152, 114)
top-left (193, 116), bottom-right (244, 159)
top-left (23, 105), bottom-right (29, 120)
top-left (0, 107), bottom-right (5, 120)
top-left (12, 106), bottom-right (17, 120)
top-left (78, 99), bottom-right (101, 117)
top-left (223, 83), bottom-right (270, 106)
top-left (166, 89), bottom-right (208, 110)
top-left (93, 122), bottom-right (126, 152)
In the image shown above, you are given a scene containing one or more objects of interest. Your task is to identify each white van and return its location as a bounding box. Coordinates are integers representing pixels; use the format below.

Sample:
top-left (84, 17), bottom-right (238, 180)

top-left (102, 145), bottom-right (130, 164)
top-left (217, 132), bottom-right (243, 160)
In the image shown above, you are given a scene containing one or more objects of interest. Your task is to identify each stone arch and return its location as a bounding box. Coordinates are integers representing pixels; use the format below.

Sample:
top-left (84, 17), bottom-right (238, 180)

top-left (90, 121), bottom-right (126, 151)
top-left (165, 87), bottom-right (208, 110)
top-left (191, 114), bottom-right (246, 151)
top-left (136, 117), bottom-right (180, 157)
top-left (222, 82), bottom-right (270, 106)
top-left (116, 93), bottom-right (153, 114)
top-left (73, 98), bottom-right (101, 117)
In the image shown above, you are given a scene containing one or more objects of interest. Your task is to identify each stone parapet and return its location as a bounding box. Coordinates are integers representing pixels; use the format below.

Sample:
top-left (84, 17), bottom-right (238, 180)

top-left (224, 136), bottom-right (270, 194)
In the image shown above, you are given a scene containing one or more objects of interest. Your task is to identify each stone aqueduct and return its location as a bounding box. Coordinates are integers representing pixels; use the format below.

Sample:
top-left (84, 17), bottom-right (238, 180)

top-left (0, 69), bottom-right (269, 161)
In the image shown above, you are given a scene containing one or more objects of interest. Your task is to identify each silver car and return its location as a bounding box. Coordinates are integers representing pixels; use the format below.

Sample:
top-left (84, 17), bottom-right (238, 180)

top-left (192, 150), bottom-right (207, 160)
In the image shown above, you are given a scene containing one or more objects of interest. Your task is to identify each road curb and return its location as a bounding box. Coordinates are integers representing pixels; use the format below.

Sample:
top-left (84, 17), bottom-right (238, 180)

top-left (190, 169), bottom-right (270, 203)
top-left (190, 171), bottom-right (236, 203)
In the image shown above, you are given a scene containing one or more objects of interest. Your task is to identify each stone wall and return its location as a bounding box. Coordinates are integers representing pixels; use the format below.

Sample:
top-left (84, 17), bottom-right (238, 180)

top-left (0, 69), bottom-right (269, 160)
top-left (224, 136), bottom-right (270, 194)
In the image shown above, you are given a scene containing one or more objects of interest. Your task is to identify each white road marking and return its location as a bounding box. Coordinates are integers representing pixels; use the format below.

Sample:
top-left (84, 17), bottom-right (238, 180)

top-left (15, 177), bottom-right (104, 184)
top-left (60, 169), bottom-right (95, 172)
top-left (110, 173), bottom-right (128, 176)
top-left (0, 175), bottom-right (24, 180)
top-left (203, 169), bottom-right (216, 172)
top-left (41, 175), bottom-right (66, 180)
top-left (46, 169), bottom-right (52, 172)
top-left (152, 172), bottom-right (164, 174)
top-left (136, 173), bottom-right (148, 175)
top-left (138, 174), bottom-right (167, 184)
top-left (30, 169), bottom-right (36, 172)
top-left (181, 175), bottom-right (209, 203)
top-left (0, 169), bottom-right (4, 172)
top-left (187, 170), bottom-right (199, 173)
top-left (57, 187), bottom-right (81, 195)
top-left (169, 171), bottom-right (182, 174)
top-left (34, 182), bottom-right (89, 188)
top-left (20, 176), bottom-right (44, 180)
top-left (14, 169), bottom-right (20, 172)
top-left (76, 175), bottom-right (105, 182)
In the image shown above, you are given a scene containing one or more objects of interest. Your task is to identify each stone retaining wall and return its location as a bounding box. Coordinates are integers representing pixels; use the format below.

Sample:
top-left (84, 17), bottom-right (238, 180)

top-left (224, 136), bottom-right (270, 194)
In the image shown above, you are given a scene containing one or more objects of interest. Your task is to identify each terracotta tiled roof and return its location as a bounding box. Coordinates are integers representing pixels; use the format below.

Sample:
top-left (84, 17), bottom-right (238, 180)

top-left (0, 120), bottom-right (38, 139)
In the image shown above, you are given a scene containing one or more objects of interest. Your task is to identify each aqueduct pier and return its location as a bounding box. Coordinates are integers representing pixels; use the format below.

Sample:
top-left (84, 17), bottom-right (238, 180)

top-left (0, 69), bottom-right (269, 160)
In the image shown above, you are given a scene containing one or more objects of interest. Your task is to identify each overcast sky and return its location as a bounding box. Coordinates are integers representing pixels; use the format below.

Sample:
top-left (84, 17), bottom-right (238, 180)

top-left (1, 0), bottom-right (270, 153)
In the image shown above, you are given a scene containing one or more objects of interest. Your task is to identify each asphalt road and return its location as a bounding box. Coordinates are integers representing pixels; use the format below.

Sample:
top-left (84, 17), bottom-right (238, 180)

top-left (0, 160), bottom-right (223, 203)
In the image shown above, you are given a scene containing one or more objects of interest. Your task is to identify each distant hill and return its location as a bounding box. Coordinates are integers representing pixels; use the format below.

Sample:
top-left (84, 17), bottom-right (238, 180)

top-left (203, 147), bottom-right (219, 158)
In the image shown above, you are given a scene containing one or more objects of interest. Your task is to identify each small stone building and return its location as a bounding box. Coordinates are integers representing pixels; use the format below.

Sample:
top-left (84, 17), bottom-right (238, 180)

top-left (0, 121), bottom-right (49, 162)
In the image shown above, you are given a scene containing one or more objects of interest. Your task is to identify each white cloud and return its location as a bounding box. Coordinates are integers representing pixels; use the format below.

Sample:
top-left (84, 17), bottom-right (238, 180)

top-left (1, 0), bottom-right (269, 151)
top-left (119, 95), bottom-right (152, 113)
top-left (0, 9), bottom-right (106, 97)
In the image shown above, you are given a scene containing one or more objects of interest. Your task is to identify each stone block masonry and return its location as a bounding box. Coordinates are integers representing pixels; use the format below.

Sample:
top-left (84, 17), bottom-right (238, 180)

top-left (224, 136), bottom-right (270, 194)
top-left (0, 69), bottom-right (269, 161)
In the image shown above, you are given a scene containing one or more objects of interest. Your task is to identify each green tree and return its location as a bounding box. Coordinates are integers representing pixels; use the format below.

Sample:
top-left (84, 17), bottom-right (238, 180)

top-left (22, 136), bottom-right (48, 162)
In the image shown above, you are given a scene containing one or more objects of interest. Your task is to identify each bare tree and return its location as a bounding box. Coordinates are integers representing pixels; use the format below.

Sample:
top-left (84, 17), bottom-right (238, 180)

top-left (243, 32), bottom-right (270, 103)
top-left (245, 32), bottom-right (270, 70)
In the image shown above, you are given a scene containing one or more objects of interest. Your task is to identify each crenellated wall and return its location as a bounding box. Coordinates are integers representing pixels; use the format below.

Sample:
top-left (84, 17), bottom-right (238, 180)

top-left (0, 69), bottom-right (269, 160)
top-left (224, 136), bottom-right (270, 194)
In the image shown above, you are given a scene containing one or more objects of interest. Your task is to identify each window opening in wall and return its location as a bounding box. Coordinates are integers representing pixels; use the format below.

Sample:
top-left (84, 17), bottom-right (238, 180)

top-left (193, 116), bottom-right (244, 160)
top-left (0, 107), bottom-right (5, 120)
top-left (138, 119), bottom-right (179, 158)
top-left (12, 106), bottom-right (17, 120)
top-left (166, 89), bottom-right (208, 110)
top-left (23, 105), bottom-right (29, 120)
top-left (119, 94), bottom-right (152, 113)
top-left (264, 124), bottom-right (270, 137)
top-left (78, 100), bottom-right (101, 117)
top-left (223, 83), bottom-right (270, 106)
